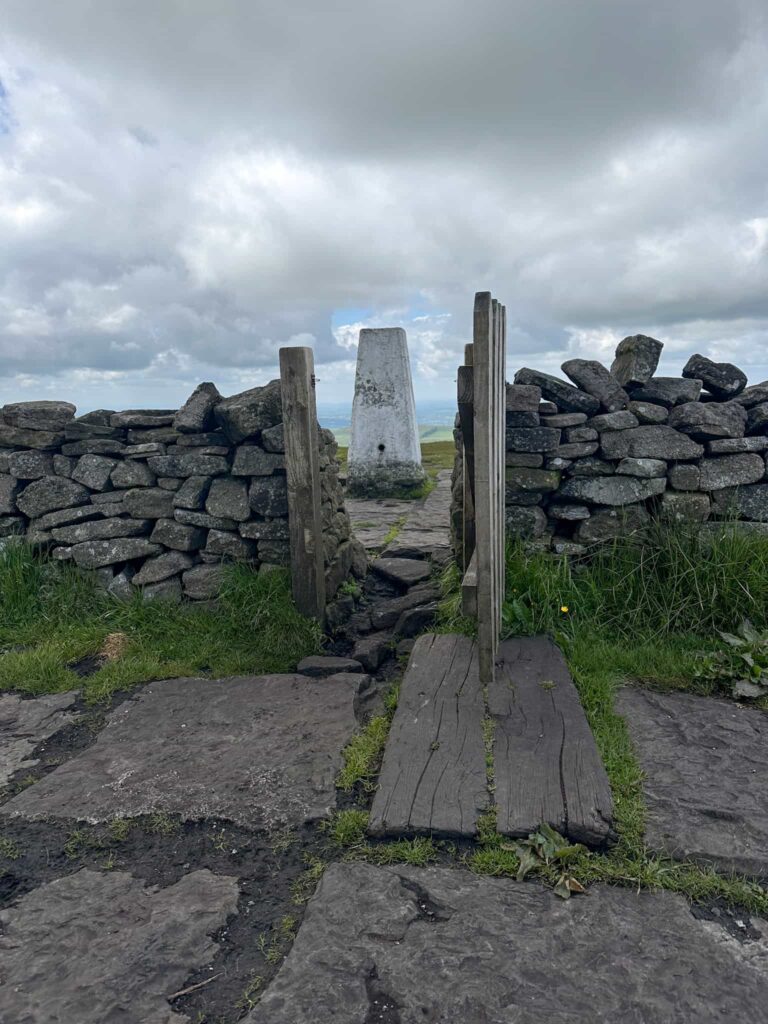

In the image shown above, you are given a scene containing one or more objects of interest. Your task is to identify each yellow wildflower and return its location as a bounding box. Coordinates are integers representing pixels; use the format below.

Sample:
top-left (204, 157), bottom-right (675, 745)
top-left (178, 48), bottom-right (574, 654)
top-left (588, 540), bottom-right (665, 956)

top-left (560, 605), bottom-right (569, 613)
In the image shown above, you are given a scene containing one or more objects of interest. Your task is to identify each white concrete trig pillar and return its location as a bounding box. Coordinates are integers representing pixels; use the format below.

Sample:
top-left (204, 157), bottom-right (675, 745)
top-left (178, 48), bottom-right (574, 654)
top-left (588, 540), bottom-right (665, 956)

top-left (347, 328), bottom-right (426, 497)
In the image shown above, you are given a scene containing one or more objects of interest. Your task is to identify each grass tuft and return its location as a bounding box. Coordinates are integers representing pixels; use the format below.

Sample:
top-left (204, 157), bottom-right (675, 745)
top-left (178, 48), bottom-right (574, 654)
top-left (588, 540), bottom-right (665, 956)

top-left (324, 809), bottom-right (369, 847)
top-left (337, 715), bottom-right (391, 792)
top-left (0, 835), bottom-right (20, 860)
top-left (354, 836), bottom-right (439, 867)
top-left (337, 683), bottom-right (400, 792)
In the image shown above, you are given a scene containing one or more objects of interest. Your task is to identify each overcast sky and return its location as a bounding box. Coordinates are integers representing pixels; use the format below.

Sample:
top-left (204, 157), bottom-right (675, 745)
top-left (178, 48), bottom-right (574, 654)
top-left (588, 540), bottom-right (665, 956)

top-left (1, 1), bottom-right (767, 414)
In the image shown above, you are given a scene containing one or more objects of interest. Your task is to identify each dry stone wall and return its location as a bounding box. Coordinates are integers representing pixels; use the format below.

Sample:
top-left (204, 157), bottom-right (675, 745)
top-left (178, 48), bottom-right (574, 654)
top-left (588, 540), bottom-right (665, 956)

top-left (452, 336), bottom-right (768, 558)
top-left (0, 381), bottom-right (364, 605)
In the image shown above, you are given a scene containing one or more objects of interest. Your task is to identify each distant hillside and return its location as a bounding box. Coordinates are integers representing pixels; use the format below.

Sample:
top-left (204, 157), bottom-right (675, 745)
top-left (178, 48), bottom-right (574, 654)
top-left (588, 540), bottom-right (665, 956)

top-left (329, 424), bottom-right (454, 446)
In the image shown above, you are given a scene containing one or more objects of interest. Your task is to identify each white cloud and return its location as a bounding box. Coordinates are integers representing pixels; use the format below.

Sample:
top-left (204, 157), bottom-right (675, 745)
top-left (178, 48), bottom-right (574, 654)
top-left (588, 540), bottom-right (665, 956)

top-left (0, 0), bottom-right (767, 409)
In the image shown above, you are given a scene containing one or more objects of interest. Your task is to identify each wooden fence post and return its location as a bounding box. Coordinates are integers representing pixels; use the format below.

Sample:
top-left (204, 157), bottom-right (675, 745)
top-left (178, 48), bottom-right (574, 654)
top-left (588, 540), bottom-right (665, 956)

top-left (279, 346), bottom-right (326, 624)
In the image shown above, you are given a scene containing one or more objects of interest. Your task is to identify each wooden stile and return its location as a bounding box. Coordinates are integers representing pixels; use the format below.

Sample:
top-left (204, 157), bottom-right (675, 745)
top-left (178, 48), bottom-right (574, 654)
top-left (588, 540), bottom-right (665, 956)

top-left (279, 346), bottom-right (326, 625)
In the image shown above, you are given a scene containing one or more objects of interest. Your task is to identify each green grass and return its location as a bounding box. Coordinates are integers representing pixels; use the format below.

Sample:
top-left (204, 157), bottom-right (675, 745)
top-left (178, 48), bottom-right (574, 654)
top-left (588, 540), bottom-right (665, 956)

top-left (323, 808), bottom-right (369, 846)
top-left (381, 515), bottom-right (407, 548)
top-left (502, 519), bottom-right (768, 641)
top-left (0, 543), bottom-right (322, 700)
top-left (337, 714), bottom-right (392, 791)
top-left (0, 835), bottom-right (21, 860)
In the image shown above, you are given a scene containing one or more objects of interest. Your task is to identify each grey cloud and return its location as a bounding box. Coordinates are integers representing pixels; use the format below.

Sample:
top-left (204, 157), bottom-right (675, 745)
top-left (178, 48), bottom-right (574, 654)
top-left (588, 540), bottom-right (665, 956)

top-left (0, 1), bottom-right (766, 396)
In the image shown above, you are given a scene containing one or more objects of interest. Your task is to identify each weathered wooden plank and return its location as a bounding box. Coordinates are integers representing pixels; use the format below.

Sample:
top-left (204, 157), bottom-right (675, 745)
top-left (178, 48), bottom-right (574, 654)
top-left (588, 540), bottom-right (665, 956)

top-left (278, 346), bottom-right (326, 624)
top-left (368, 633), bottom-right (488, 838)
top-left (490, 636), bottom-right (614, 847)
top-left (461, 549), bottom-right (477, 618)
top-left (457, 365), bottom-right (475, 504)
top-left (464, 342), bottom-right (474, 366)
top-left (460, 457), bottom-right (475, 571)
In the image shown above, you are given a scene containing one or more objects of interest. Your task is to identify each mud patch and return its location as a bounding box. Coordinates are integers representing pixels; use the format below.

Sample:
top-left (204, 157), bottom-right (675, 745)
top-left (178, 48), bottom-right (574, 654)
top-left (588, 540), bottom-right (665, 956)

top-left (0, 814), bottom-right (327, 1023)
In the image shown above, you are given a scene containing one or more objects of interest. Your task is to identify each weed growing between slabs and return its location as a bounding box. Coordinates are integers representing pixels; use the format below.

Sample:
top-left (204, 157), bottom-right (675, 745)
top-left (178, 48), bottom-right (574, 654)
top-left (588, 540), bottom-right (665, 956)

top-left (0, 543), bottom-right (322, 700)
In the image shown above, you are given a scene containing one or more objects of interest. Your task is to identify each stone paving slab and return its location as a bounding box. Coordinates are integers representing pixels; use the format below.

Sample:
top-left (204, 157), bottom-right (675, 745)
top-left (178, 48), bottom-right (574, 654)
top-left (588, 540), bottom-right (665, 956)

top-left (345, 496), bottom-right (416, 550)
top-left (347, 470), bottom-right (452, 557)
top-left (371, 557), bottom-right (432, 587)
top-left (617, 686), bottom-right (768, 876)
top-left (1, 674), bottom-right (360, 829)
top-left (0, 690), bottom-right (78, 787)
top-left (0, 867), bottom-right (238, 1024)
top-left (383, 470), bottom-right (452, 559)
top-left (247, 862), bottom-right (768, 1023)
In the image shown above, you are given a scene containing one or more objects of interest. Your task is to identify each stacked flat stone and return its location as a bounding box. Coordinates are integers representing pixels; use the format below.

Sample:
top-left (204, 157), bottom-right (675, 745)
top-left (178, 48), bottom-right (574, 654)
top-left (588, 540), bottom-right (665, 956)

top-left (450, 337), bottom-right (768, 559)
top-left (0, 384), bottom-right (363, 605)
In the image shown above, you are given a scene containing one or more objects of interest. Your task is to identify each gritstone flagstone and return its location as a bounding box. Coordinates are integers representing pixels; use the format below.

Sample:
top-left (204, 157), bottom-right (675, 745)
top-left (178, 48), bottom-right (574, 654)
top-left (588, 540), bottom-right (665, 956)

top-left (617, 686), bottom-right (768, 876)
top-left (382, 470), bottom-right (452, 559)
top-left (0, 868), bottom-right (239, 1024)
top-left (297, 655), bottom-right (364, 677)
top-left (0, 691), bottom-right (78, 787)
top-left (246, 862), bottom-right (768, 1024)
top-left (371, 557), bottom-right (431, 587)
top-left (346, 495), bottom-right (419, 550)
top-left (1, 675), bottom-right (359, 829)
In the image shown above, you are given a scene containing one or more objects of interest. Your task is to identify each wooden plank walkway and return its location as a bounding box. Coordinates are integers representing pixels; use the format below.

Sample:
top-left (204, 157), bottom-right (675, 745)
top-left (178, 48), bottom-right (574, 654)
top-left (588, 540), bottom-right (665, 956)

top-left (490, 636), bottom-right (614, 847)
top-left (368, 633), bottom-right (488, 838)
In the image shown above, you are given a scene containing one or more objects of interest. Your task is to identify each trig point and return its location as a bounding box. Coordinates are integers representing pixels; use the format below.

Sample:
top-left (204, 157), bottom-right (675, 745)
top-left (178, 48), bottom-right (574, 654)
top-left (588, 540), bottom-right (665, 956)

top-left (347, 327), bottom-right (426, 497)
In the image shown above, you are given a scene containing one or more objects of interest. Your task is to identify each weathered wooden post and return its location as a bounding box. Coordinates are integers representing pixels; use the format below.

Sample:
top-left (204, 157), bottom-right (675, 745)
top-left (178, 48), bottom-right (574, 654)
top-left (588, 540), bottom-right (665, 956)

top-left (279, 346), bottom-right (326, 624)
top-left (459, 293), bottom-right (506, 683)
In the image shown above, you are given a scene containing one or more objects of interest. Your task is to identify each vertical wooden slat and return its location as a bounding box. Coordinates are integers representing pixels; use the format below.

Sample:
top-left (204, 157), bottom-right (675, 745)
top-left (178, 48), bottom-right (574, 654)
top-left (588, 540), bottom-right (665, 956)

top-left (473, 292), bottom-right (495, 683)
top-left (498, 304), bottom-right (507, 632)
top-left (457, 364), bottom-right (476, 570)
top-left (490, 299), bottom-right (498, 643)
top-left (279, 346), bottom-right (326, 625)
